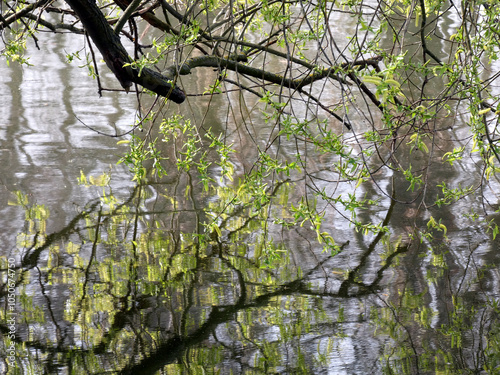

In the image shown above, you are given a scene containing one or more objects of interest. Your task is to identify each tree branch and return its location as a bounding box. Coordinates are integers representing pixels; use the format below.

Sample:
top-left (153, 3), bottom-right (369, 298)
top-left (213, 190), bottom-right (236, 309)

top-left (167, 54), bottom-right (380, 99)
top-left (113, 0), bottom-right (177, 34)
top-left (23, 12), bottom-right (84, 33)
top-left (114, 0), bottom-right (142, 34)
top-left (64, 0), bottom-right (186, 103)
top-left (0, 0), bottom-right (51, 30)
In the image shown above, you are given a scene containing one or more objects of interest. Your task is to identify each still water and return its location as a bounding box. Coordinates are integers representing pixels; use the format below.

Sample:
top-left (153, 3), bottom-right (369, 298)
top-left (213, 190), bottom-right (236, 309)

top-left (1, 11), bottom-right (500, 375)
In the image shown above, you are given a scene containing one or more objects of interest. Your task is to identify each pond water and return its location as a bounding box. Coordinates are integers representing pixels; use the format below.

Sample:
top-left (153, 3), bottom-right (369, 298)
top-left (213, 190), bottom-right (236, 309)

top-left (1, 7), bottom-right (500, 375)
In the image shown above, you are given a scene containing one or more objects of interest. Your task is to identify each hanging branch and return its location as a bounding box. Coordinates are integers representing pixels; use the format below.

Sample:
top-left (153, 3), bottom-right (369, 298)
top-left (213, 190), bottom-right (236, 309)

top-left (114, 0), bottom-right (142, 34)
top-left (64, 0), bottom-right (186, 103)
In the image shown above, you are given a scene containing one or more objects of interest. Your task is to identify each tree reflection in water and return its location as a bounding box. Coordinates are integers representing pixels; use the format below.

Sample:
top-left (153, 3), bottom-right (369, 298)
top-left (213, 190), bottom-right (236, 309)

top-left (1, 169), bottom-right (499, 374)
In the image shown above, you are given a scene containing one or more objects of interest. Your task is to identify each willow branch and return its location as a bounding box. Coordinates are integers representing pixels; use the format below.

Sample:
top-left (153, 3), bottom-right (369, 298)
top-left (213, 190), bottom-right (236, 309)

top-left (114, 0), bottom-right (142, 34)
top-left (23, 12), bottom-right (84, 33)
top-left (0, 0), bottom-right (51, 30)
top-left (64, 0), bottom-right (185, 103)
top-left (418, 0), bottom-right (443, 66)
top-left (167, 54), bottom-right (353, 91)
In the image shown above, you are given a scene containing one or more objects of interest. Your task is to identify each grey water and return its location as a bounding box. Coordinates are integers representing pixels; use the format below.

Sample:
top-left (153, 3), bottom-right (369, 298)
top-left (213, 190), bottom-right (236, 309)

top-left (1, 13), bottom-right (500, 375)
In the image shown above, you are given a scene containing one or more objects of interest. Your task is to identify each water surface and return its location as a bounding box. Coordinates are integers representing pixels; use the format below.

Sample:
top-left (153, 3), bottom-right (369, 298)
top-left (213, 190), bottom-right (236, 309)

top-left (1, 9), bottom-right (500, 375)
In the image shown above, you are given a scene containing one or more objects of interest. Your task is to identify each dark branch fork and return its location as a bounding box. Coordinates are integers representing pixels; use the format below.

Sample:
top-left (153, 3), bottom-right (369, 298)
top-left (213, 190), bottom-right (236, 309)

top-left (3, 0), bottom-right (384, 124)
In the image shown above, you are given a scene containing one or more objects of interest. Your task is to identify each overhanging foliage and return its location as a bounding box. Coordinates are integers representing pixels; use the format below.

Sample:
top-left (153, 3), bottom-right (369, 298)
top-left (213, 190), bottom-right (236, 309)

top-left (1, 0), bottom-right (500, 254)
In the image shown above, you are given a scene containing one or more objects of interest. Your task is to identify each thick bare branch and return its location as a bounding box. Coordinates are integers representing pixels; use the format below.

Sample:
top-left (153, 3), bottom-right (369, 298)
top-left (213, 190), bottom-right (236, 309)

top-left (167, 54), bottom-right (380, 99)
top-left (0, 0), bottom-right (51, 30)
top-left (64, 0), bottom-right (186, 103)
